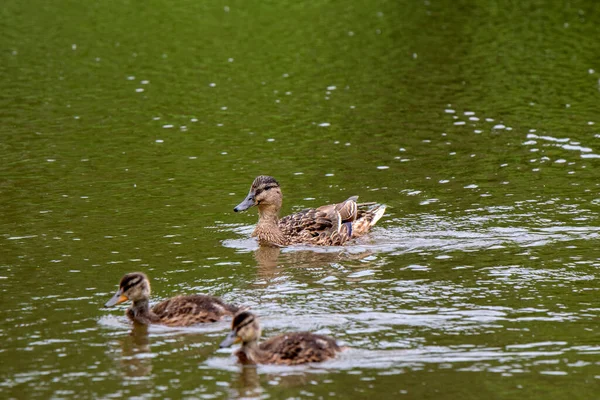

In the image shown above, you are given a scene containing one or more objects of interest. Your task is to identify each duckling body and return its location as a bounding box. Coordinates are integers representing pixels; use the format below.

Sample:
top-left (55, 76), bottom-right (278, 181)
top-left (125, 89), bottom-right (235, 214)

top-left (220, 311), bottom-right (343, 365)
top-left (234, 176), bottom-right (386, 247)
top-left (105, 273), bottom-right (241, 327)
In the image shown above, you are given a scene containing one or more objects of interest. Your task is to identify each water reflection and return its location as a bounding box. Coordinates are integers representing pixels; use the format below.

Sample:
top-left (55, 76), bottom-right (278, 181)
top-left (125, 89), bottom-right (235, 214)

top-left (253, 246), bottom-right (281, 278)
top-left (119, 324), bottom-right (153, 379)
top-left (252, 245), bottom-right (377, 283)
top-left (226, 365), bottom-right (330, 399)
top-left (229, 366), bottom-right (263, 399)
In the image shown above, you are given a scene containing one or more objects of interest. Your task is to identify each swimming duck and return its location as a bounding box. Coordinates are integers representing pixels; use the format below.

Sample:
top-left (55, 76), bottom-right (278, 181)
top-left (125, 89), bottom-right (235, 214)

top-left (105, 272), bottom-right (242, 327)
top-left (233, 175), bottom-right (386, 246)
top-left (219, 311), bottom-right (343, 365)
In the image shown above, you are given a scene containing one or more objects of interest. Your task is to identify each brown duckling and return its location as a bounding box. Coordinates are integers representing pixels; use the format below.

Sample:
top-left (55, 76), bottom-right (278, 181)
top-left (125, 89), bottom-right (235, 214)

top-left (105, 272), bottom-right (242, 327)
top-left (233, 175), bottom-right (386, 246)
top-left (219, 311), bottom-right (343, 365)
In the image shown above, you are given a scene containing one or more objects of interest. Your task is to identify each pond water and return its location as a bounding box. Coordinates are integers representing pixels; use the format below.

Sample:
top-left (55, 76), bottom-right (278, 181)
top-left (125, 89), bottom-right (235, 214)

top-left (2, 0), bottom-right (600, 398)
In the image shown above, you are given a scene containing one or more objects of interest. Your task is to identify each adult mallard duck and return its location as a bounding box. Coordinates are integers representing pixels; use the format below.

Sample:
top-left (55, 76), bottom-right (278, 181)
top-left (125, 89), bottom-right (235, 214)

top-left (219, 311), bottom-right (343, 365)
top-left (104, 272), bottom-right (242, 327)
top-left (233, 175), bottom-right (386, 246)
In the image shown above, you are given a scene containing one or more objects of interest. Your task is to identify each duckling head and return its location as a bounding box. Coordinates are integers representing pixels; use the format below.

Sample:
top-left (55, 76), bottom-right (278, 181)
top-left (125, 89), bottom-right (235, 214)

top-left (234, 176), bottom-right (281, 212)
top-left (105, 272), bottom-right (151, 307)
top-left (220, 311), bottom-right (261, 348)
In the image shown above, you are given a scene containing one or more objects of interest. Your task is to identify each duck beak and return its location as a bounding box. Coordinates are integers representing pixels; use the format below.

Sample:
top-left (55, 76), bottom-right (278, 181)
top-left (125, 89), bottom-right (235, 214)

top-left (234, 191), bottom-right (255, 212)
top-left (219, 330), bottom-right (240, 348)
top-left (105, 289), bottom-right (128, 307)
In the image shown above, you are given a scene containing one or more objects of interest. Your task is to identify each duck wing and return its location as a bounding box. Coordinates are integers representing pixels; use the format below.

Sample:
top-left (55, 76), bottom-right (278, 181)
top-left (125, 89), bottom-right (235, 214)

top-left (279, 197), bottom-right (359, 239)
top-left (151, 295), bottom-right (241, 326)
top-left (258, 332), bottom-right (341, 365)
top-left (333, 196), bottom-right (358, 221)
top-left (280, 208), bottom-right (336, 235)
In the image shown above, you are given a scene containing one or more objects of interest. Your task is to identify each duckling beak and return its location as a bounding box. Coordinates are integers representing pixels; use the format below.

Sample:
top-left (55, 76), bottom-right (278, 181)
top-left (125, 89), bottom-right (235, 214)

top-left (219, 330), bottom-right (240, 348)
top-left (234, 192), bottom-right (255, 212)
top-left (105, 290), bottom-right (129, 307)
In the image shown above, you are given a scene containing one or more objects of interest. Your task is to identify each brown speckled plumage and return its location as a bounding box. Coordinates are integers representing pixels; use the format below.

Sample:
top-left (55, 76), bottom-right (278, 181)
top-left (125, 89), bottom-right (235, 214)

top-left (220, 311), bottom-right (343, 365)
top-left (233, 175), bottom-right (386, 247)
top-left (105, 272), bottom-right (241, 327)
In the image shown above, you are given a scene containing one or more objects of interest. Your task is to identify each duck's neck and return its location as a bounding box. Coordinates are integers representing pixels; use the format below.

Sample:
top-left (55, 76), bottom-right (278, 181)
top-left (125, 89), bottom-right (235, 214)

top-left (253, 206), bottom-right (286, 246)
top-left (127, 299), bottom-right (160, 325)
top-left (237, 340), bottom-right (267, 365)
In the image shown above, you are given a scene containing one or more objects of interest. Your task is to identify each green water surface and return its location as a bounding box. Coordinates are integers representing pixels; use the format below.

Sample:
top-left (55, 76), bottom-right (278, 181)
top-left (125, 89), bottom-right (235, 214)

top-left (2, 0), bottom-right (600, 399)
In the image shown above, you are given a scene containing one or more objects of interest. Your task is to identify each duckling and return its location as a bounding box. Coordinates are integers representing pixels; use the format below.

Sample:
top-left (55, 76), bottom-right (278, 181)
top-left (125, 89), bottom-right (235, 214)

top-left (105, 272), bottom-right (242, 327)
top-left (233, 175), bottom-right (386, 246)
top-left (219, 311), bottom-right (343, 365)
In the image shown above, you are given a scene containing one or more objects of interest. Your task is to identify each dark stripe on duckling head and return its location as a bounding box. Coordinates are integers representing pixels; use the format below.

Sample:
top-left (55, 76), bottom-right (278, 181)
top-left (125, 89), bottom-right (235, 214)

top-left (120, 273), bottom-right (147, 291)
top-left (232, 311), bottom-right (255, 330)
top-left (252, 176), bottom-right (279, 189)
